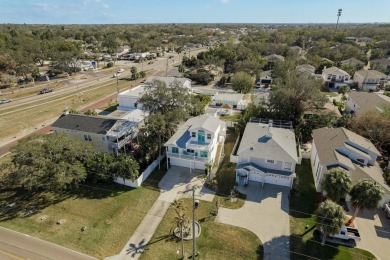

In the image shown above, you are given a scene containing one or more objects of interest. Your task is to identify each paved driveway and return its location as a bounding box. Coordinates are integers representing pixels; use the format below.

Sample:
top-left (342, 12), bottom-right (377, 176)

top-left (216, 182), bottom-right (290, 260)
top-left (347, 206), bottom-right (390, 260)
top-left (106, 166), bottom-right (215, 260)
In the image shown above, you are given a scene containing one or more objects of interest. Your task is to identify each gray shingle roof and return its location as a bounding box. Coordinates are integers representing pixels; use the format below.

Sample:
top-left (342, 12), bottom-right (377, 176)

top-left (341, 58), bottom-right (365, 66)
top-left (237, 122), bottom-right (298, 163)
top-left (52, 114), bottom-right (118, 134)
top-left (348, 92), bottom-right (390, 116)
top-left (323, 66), bottom-right (350, 76)
top-left (354, 70), bottom-right (387, 79)
top-left (312, 127), bottom-right (380, 167)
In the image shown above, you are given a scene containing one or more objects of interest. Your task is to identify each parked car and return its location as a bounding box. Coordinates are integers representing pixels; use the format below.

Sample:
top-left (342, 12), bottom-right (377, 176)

top-left (117, 68), bottom-right (125, 73)
top-left (147, 61), bottom-right (154, 65)
top-left (385, 203), bottom-right (390, 219)
top-left (0, 98), bottom-right (12, 104)
top-left (321, 226), bottom-right (361, 243)
top-left (40, 88), bottom-right (53, 94)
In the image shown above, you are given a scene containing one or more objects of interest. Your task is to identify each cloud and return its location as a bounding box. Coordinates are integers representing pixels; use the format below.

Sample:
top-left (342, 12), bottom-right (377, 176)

top-left (102, 3), bottom-right (109, 8)
top-left (220, 0), bottom-right (230, 4)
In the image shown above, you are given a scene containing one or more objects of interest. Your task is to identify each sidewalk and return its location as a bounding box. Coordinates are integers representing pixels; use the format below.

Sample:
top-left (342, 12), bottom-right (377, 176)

top-left (105, 166), bottom-right (215, 260)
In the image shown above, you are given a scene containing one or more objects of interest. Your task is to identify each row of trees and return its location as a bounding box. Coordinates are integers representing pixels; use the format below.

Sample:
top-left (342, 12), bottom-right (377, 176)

top-left (316, 169), bottom-right (385, 244)
top-left (0, 134), bottom-right (139, 191)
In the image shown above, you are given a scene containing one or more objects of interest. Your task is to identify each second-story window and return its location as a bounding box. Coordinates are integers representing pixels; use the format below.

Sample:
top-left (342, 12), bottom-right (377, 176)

top-left (207, 134), bottom-right (211, 140)
top-left (191, 132), bottom-right (196, 137)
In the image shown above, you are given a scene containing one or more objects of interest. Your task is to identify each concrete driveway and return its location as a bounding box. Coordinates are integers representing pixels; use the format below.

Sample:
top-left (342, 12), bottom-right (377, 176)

top-left (106, 166), bottom-right (215, 260)
top-left (216, 182), bottom-right (290, 260)
top-left (347, 206), bottom-right (390, 260)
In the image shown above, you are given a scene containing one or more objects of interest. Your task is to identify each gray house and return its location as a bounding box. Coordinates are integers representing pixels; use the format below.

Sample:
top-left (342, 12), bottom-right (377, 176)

top-left (231, 118), bottom-right (300, 188)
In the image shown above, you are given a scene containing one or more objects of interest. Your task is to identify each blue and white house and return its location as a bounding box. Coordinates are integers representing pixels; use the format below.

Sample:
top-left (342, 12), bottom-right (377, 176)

top-left (165, 114), bottom-right (226, 170)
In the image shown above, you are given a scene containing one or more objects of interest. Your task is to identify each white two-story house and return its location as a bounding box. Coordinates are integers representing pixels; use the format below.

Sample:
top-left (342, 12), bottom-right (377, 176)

top-left (353, 69), bottom-right (387, 91)
top-left (231, 118), bottom-right (300, 188)
top-left (322, 66), bottom-right (352, 89)
top-left (164, 114), bottom-right (226, 170)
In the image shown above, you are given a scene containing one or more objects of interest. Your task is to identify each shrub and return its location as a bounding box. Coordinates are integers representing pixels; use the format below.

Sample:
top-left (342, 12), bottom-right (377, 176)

top-left (107, 62), bottom-right (114, 68)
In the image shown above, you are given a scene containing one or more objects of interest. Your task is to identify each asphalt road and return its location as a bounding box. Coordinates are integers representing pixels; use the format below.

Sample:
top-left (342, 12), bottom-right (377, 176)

top-left (0, 227), bottom-right (97, 260)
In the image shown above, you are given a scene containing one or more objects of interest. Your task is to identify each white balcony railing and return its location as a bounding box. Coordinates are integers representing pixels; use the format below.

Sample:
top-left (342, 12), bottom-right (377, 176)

top-left (167, 152), bottom-right (210, 162)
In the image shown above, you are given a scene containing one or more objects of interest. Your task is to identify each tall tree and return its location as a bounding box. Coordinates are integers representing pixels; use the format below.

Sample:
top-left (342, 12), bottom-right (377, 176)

top-left (11, 134), bottom-right (95, 190)
top-left (349, 179), bottom-right (384, 223)
top-left (113, 154), bottom-right (139, 183)
top-left (316, 200), bottom-right (345, 245)
top-left (84, 152), bottom-right (114, 184)
top-left (269, 71), bottom-right (326, 124)
top-left (231, 71), bottom-right (254, 94)
top-left (172, 200), bottom-right (189, 260)
top-left (322, 169), bottom-right (352, 202)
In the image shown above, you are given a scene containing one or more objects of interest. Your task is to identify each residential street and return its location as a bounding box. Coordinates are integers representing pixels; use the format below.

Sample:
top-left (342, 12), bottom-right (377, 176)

top-left (0, 227), bottom-right (97, 260)
top-left (216, 182), bottom-right (290, 260)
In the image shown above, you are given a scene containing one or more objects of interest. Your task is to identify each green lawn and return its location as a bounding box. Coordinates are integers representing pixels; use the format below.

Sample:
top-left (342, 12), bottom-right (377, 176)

top-left (139, 198), bottom-right (263, 260)
top-left (290, 160), bottom-right (376, 260)
top-left (0, 181), bottom-right (161, 258)
top-left (219, 112), bottom-right (242, 122)
top-left (214, 128), bottom-right (245, 208)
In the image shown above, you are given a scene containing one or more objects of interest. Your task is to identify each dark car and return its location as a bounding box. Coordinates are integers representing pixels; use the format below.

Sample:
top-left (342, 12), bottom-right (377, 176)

top-left (40, 88), bottom-right (53, 94)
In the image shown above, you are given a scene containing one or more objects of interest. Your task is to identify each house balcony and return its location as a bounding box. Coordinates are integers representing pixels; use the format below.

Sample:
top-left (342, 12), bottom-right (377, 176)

top-left (109, 129), bottom-right (138, 149)
top-left (167, 152), bottom-right (210, 162)
top-left (185, 140), bottom-right (213, 151)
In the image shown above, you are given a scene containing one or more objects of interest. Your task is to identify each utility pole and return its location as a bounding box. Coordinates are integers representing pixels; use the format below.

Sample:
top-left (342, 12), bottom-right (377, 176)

top-left (166, 58), bottom-right (168, 77)
top-left (116, 76), bottom-right (119, 94)
top-left (192, 187), bottom-right (196, 259)
top-left (335, 9), bottom-right (342, 32)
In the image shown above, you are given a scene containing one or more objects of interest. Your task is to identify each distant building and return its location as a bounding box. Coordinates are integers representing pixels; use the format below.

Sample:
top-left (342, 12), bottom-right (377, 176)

top-left (353, 70), bottom-right (387, 91)
top-left (341, 58), bottom-right (365, 70)
top-left (322, 66), bottom-right (352, 89)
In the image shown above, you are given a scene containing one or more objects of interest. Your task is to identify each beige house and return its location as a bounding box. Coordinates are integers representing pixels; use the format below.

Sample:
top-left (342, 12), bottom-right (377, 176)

top-left (353, 70), bottom-right (387, 91)
top-left (52, 113), bottom-right (139, 154)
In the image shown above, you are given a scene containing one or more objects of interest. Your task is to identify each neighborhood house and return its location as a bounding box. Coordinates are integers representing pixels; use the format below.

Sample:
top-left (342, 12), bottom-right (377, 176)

top-left (322, 66), bottom-right (352, 89)
top-left (164, 114), bottom-right (226, 170)
top-left (353, 69), bottom-right (388, 91)
top-left (211, 92), bottom-right (246, 110)
top-left (231, 118), bottom-right (300, 188)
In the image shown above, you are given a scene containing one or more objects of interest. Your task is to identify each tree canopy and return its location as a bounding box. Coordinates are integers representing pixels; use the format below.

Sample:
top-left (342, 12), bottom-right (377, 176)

top-left (315, 200), bottom-right (345, 245)
top-left (10, 134), bottom-right (96, 190)
top-left (231, 71), bottom-right (254, 94)
top-left (322, 169), bottom-right (352, 202)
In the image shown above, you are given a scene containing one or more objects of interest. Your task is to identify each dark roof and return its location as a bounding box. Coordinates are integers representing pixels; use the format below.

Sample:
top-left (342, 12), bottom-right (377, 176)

top-left (52, 114), bottom-right (118, 134)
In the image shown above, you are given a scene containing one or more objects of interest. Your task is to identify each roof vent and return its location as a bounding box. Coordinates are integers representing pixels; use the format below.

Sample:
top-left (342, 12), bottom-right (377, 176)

top-left (250, 147), bottom-right (254, 151)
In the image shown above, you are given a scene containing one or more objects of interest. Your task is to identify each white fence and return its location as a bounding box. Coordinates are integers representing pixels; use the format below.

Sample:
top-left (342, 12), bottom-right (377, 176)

top-left (229, 135), bottom-right (241, 163)
top-left (114, 155), bottom-right (165, 188)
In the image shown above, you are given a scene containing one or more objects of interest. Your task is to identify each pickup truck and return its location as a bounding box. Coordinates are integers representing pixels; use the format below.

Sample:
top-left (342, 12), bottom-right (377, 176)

top-left (385, 203), bottom-right (390, 219)
top-left (323, 226), bottom-right (361, 242)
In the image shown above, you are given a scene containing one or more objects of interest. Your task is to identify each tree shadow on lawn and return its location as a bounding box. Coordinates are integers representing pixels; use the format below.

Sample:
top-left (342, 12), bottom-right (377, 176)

top-left (0, 182), bottom-right (131, 222)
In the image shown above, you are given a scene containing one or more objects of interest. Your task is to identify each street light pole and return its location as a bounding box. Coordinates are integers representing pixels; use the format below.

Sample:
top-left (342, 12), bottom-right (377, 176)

top-left (335, 9), bottom-right (342, 33)
top-left (116, 75), bottom-right (119, 94)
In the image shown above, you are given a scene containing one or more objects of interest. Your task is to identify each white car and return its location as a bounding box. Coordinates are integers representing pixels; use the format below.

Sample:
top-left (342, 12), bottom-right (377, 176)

top-left (117, 68), bottom-right (125, 73)
top-left (0, 98), bottom-right (13, 104)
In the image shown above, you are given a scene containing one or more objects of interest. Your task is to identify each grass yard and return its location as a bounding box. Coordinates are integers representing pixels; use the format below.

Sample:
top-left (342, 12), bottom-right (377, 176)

top-left (219, 112), bottom-right (242, 122)
top-left (214, 128), bottom-right (245, 208)
top-left (290, 159), bottom-right (376, 260)
top-left (0, 74), bottom-right (151, 141)
top-left (139, 198), bottom-right (263, 260)
top-left (0, 182), bottom-right (161, 258)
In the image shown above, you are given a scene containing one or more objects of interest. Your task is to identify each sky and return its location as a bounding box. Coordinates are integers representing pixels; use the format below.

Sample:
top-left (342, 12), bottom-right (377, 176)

top-left (0, 0), bottom-right (389, 24)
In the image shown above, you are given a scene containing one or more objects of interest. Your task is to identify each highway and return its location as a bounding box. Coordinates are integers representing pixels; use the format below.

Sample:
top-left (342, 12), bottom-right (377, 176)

top-left (0, 227), bottom-right (97, 260)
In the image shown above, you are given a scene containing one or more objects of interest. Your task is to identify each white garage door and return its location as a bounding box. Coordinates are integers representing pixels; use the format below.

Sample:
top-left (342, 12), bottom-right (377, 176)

top-left (249, 172), bottom-right (264, 182)
top-left (265, 174), bottom-right (291, 187)
top-left (170, 157), bottom-right (191, 168)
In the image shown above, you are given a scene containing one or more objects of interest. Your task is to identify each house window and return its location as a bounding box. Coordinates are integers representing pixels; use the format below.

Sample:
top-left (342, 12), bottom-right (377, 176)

top-left (284, 162), bottom-right (292, 170)
top-left (357, 158), bottom-right (365, 164)
top-left (88, 135), bottom-right (92, 141)
top-left (191, 132), bottom-right (196, 137)
top-left (200, 151), bottom-right (208, 158)
top-left (84, 134), bottom-right (88, 141)
top-left (187, 149), bottom-right (194, 154)
top-left (267, 159), bottom-right (275, 164)
top-left (172, 147), bottom-right (179, 154)
top-left (101, 136), bottom-right (105, 141)
top-left (207, 134), bottom-right (211, 140)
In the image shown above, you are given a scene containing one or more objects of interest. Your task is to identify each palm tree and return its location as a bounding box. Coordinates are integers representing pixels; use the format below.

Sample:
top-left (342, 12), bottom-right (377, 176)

top-left (316, 200), bottom-right (345, 245)
top-left (172, 200), bottom-right (188, 260)
top-left (114, 154), bottom-right (140, 183)
top-left (322, 169), bottom-right (352, 202)
top-left (349, 179), bottom-right (385, 223)
top-left (176, 47), bottom-right (183, 62)
top-left (130, 66), bottom-right (137, 80)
